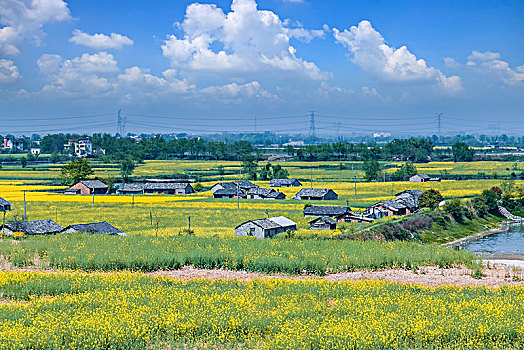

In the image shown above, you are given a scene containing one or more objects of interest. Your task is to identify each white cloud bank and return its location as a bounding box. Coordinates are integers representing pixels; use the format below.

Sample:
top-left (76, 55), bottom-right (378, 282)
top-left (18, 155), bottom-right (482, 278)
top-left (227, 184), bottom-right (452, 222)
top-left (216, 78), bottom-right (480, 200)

top-left (333, 20), bottom-right (462, 94)
top-left (467, 50), bottom-right (524, 86)
top-left (35, 51), bottom-right (275, 104)
top-left (0, 0), bottom-right (71, 56)
top-left (69, 29), bottom-right (134, 50)
top-left (161, 0), bottom-right (328, 80)
top-left (0, 59), bottom-right (21, 83)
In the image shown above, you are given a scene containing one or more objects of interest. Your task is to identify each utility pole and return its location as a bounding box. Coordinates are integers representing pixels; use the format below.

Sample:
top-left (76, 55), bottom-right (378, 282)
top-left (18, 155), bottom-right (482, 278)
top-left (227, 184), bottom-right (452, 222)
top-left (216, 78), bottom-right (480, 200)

top-left (437, 112), bottom-right (443, 142)
top-left (322, 175), bottom-right (324, 189)
top-left (92, 188), bottom-right (95, 207)
top-left (310, 170), bottom-right (313, 189)
top-left (309, 111), bottom-right (316, 138)
top-left (132, 194), bottom-right (135, 206)
top-left (353, 176), bottom-right (357, 200)
top-left (236, 183), bottom-right (240, 210)
top-left (188, 215), bottom-right (191, 232)
top-left (23, 190), bottom-right (26, 221)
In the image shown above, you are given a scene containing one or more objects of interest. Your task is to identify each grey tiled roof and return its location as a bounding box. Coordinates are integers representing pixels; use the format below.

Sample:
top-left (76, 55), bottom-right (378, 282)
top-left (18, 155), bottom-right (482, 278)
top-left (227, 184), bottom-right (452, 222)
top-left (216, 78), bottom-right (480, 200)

top-left (66, 222), bottom-right (127, 236)
top-left (304, 206), bottom-right (350, 216)
top-left (309, 216), bottom-right (337, 225)
top-left (269, 179), bottom-right (301, 186)
top-left (143, 182), bottom-right (191, 190)
top-left (214, 188), bottom-right (246, 197)
top-left (80, 180), bottom-right (108, 189)
top-left (395, 190), bottom-right (423, 209)
top-left (119, 183), bottom-right (145, 192)
top-left (4, 219), bottom-right (63, 235)
top-left (251, 218), bottom-right (282, 230)
top-left (0, 197), bottom-right (10, 207)
top-left (247, 188), bottom-right (275, 196)
top-left (293, 188), bottom-right (334, 198)
top-left (234, 181), bottom-right (258, 189)
top-left (379, 200), bottom-right (407, 211)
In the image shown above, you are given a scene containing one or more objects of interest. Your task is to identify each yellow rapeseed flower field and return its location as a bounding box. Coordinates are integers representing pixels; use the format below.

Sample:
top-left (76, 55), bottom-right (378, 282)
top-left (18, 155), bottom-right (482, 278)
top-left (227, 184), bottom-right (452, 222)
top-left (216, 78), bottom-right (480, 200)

top-left (0, 271), bottom-right (521, 349)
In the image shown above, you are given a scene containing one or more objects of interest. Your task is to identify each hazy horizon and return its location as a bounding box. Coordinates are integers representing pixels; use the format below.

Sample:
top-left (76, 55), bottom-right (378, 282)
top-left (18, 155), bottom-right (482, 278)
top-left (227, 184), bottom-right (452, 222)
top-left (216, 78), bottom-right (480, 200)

top-left (1, 0), bottom-right (523, 136)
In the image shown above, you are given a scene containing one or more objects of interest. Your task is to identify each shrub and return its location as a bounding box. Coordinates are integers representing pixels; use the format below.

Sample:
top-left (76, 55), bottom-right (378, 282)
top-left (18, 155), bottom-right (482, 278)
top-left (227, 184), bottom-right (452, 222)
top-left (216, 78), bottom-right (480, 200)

top-left (444, 199), bottom-right (464, 222)
top-left (419, 189), bottom-right (443, 210)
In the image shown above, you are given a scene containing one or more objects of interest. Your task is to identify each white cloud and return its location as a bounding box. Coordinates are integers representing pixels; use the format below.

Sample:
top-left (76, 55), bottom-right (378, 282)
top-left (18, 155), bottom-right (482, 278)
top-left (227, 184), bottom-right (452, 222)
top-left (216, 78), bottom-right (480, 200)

top-left (36, 52), bottom-right (193, 101)
top-left (0, 59), bottom-right (21, 83)
top-left (333, 20), bottom-right (462, 94)
top-left (69, 29), bottom-right (134, 50)
top-left (0, 0), bottom-right (71, 56)
top-left (201, 81), bottom-right (277, 103)
top-left (443, 57), bottom-right (460, 68)
top-left (467, 50), bottom-right (524, 86)
top-left (162, 0), bottom-right (328, 80)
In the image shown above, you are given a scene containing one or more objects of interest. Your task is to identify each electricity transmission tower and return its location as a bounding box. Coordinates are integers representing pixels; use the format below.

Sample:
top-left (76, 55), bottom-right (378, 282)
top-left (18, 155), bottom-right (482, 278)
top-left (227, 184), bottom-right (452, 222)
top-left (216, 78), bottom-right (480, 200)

top-left (436, 112), bottom-right (443, 142)
top-left (309, 111), bottom-right (316, 138)
top-left (116, 109), bottom-right (126, 137)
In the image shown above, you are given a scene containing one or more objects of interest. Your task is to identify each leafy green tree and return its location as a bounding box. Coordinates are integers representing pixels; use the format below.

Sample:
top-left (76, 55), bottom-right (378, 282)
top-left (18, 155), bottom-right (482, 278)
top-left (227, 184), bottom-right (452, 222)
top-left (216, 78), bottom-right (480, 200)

top-left (444, 199), bottom-right (464, 222)
top-left (259, 163), bottom-right (289, 180)
top-left (20, 156), bottom-right (27, 168)
top-left (391, 161), bottom-right (418, 181)
top-left (59, 158), bottom-right (94, 185)
top-left (242, 155), bottom-right (258, 180)
top-left (119, 158), bottom-right (136, 182)
top-left (479, 188), bottom-right (501, 213)
top-left (50, 151), bottom-right (60, 163)
top-left (419, 189), bottom-right (443, 210)
top-left (362, 159), bottom-right (381, 181)
top-left (193, 183), bottom-right (203, 192)
top-left (452, 142), bottom-right (474, 162)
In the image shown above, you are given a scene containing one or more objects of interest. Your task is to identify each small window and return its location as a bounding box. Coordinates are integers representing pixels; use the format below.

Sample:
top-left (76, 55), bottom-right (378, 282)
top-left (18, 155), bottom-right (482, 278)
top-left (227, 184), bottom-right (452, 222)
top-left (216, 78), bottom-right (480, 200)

top-left (249, 228), bottom-right (255, 236)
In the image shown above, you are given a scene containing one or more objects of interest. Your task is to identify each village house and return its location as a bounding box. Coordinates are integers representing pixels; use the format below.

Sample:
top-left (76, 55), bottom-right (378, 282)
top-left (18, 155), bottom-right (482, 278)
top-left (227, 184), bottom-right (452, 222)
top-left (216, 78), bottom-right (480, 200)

top-left (64, 138), bottom-right (93, 158)
top-left (117, 182), bottom-right (193, 195)
top-left (213, 188), bottom-right (246, 199)
top-left (309, 216), bottom-right (337, 230)
top-left (62, 222), bottom-right (128, 236)
top-left (210, 181), bottom-right (258, 194)
top-left (30, 147), bottom-right (41, 155)
top-left (0, 197), bottom-right (11, 212)
top-left (65, 180), bottom-right (108, 195)
top-left (2, 137), bottom-right (24, 152)
top-left (292, 188), bottom-right (338, 201)
top-left (269, 178), bottom-right (302, 187)
top-left (395, 190), bottom-right (423, 212)
top-left (409, 174), bottom-right (440, 182)
top-left (1, 219), bottom-right (63, 235)
top-left (304, 205), bottom-right (373, 223)
top-left (368, 200), bottom-right (409, 217)
top-left (246, 188), bottom-right (285, 200)
top-left (235, 216), bottom-right (297, 239)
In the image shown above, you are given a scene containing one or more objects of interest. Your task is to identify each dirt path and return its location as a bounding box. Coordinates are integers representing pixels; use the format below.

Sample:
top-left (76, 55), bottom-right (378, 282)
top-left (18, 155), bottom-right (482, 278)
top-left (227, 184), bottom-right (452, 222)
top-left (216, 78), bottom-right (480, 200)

top-left (3, 262), bottom-right (523, 287)
top-left (149, 261), bottom-right (524, 287)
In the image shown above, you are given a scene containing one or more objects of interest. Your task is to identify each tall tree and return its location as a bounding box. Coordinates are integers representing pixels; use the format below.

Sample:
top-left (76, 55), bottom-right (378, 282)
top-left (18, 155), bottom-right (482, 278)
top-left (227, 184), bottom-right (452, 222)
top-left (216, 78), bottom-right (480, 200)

top-left (362, 159), bottom-right (381, 181)
top-left (452, 142), bottom-right (475, 162)
top-left (59, 158), bottom-right (94, 185)
top-left (119, 158), bottom-right (136, 182)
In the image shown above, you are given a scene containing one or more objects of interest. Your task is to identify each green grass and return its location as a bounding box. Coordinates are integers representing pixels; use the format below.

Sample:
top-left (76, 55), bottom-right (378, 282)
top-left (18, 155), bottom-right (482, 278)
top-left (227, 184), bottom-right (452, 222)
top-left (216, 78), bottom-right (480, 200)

top-left (0, 234), bottom-right (475, 274)
top-left (419, 215), bottom-right (505, 244)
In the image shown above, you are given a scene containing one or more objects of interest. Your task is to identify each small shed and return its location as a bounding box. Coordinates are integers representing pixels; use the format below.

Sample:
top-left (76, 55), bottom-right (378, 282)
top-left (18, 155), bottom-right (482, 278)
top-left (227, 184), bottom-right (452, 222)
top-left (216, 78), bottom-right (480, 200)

top-left (210, 181), bottom-right (257, 193)
top-left (235, 216), bottom-right (297, 239)
top-left (0, 197), bottom-right (11, 211)
top-left (65, 180), bottom-right (108, 195)
top-left (292, 188), bottom-right (338, 201)
top-left (409, 174), bottom-right (431, 182)
top-left (63, 222), bottom-right (128, 236)
top-left (1, 219), bottom-right (63, 235)
top-left (269, 179), bottom-right (302, 187)
top-left (309, 216), bottom-right (337, 230)
top-left (117, 183), bottom-right (146, 195)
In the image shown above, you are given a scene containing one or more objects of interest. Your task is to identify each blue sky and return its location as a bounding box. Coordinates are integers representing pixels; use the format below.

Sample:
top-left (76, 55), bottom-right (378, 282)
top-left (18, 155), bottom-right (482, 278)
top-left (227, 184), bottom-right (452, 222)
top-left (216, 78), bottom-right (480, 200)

top-left (0, 0), bottom-right (523, 136)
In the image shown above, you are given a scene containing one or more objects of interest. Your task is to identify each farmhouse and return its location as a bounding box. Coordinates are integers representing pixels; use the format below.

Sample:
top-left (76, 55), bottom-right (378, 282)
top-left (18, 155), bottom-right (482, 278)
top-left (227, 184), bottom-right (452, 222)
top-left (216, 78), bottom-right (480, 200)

top-left (368, 200), bottom-right (409, 217)
top-left (409, 174), bottom-right (430, 182)
top-left (293, 188), bottom-right (338, 200)
top-left (63, 222), bottom-right (128, 236)
top-left (395, 190), bottom-right (423, 211)
top-left (235, 216), bottom-right (297, 239)
top-left (269, 179), bottom-right (302, 187)
top-left (246, 188), bottom-right (285, 200)
top-left (65, 180), bottom-right (108, 195)
top-left (304, 205), bottom-right (350, 217)
top-left (143, 182), bottom-right (193, 195)
top-left (117, 182), bottom-right (193, 195)
top-left (213, 188), bottom-right (246, 199)
top-left (210, 181), bottom-right (257, 193)
top-left (309, 216), bottom-right (337, 230)
top-left (64, 138), bottom-right (93, 158)
top-left (0, 197), bottom-right (11, 211)
top-left (1, 219), bottom-right (63, 235)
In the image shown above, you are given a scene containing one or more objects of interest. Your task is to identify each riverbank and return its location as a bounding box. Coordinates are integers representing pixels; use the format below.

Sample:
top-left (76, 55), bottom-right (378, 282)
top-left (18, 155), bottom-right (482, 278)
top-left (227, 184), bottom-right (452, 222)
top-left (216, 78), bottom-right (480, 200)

top-left (441, 221), bottom-right (511, 248)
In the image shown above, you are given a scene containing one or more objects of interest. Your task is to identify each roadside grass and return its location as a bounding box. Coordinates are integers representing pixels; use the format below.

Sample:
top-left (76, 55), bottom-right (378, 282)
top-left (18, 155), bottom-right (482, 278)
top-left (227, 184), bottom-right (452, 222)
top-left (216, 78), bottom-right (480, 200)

top-left (0, 271), bottom-right (522, 349)
top-left (0, 235), bottom-right (475, 274)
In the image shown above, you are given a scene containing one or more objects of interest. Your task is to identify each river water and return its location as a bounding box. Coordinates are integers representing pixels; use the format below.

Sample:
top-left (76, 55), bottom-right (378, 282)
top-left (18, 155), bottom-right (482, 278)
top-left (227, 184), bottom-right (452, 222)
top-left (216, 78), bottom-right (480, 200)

top-left (463, 223), bottom-right (524, 258)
